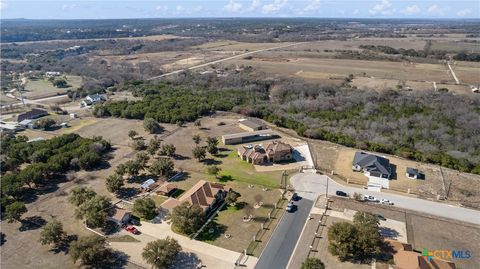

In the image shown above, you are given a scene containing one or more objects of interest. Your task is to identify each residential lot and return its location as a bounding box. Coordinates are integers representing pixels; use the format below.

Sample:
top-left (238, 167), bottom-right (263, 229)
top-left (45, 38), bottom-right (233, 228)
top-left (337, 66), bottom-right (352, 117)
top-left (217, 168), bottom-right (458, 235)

top-left (23, 75), bottom-right (83, 99)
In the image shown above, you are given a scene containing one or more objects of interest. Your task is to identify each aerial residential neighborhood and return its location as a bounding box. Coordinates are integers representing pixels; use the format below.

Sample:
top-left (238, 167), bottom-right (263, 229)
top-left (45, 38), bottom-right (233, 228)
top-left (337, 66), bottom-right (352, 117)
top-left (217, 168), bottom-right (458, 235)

top-left (1, 2), bottom-right (479, 269)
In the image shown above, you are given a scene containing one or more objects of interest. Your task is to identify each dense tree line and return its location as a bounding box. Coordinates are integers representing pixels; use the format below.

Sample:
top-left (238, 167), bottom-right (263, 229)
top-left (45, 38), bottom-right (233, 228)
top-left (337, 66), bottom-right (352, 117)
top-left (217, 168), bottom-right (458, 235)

top-left (96, 69), bottom-right (480, 174)
top-left (360, 44), bottom-right (480, 62)
top-left (0, 133), bottom-right (111, 220)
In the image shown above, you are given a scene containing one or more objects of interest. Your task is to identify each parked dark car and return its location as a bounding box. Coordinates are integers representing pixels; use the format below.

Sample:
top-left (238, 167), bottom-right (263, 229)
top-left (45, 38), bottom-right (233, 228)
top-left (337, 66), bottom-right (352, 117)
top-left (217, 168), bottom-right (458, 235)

top-left (291, 193), bottom-right (299, 201)
top-left (336, 190), bottom-right (348, 197)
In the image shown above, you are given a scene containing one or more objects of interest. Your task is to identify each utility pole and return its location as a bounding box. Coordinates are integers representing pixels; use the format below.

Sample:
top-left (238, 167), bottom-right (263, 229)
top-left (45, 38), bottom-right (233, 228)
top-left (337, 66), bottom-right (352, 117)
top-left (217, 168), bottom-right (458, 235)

top-left (325, 176), bottom-right (329, 198)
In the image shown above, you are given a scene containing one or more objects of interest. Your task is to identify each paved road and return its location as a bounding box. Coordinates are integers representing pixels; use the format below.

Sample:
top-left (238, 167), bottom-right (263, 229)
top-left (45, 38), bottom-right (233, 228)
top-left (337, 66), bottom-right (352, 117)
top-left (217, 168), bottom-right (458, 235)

top-left (255, 196), bottom-right (314, 269)
top-left (291, 173), bottom-right (480, 225)
top-left (147, 42), bottom-right (307, 81)
top-left (1, 94), bottom-right (69, 109)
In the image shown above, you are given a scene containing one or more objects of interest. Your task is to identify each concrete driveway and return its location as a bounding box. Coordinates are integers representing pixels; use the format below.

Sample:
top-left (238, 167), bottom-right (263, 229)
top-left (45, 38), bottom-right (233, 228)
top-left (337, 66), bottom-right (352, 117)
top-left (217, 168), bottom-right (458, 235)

top-left (291, 173), bottom-right (480, 225)
top-left (111, 221), bottom-right (258, 269)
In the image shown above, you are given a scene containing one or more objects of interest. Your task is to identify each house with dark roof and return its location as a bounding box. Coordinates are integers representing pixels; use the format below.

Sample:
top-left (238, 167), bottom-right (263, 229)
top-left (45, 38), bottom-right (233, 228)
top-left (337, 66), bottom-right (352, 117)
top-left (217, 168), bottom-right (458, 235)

top-left (17, 108), bottom-right (48, 122)
top-left (238, 141), bottom-right (293, 165)
top-left (160, 180), bottom-right (229, 214)
top-left (352, 152), bottom-right (391, 178)
top-left (352, 152), bottom-right (392, 189)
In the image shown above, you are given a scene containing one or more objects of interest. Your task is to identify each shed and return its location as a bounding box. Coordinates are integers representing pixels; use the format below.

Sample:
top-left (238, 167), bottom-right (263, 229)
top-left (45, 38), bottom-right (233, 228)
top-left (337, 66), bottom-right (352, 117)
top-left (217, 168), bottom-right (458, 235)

top-left (156, 183), bottom-right (178, 196)
top-left (238, 118), bottom-right (266, 132)
top-left (108, 207), bottom-right (132, 225)
top-left (406, 167), bottom-right (422, 179)
top-left (141, 179), bottom-right (157, 191)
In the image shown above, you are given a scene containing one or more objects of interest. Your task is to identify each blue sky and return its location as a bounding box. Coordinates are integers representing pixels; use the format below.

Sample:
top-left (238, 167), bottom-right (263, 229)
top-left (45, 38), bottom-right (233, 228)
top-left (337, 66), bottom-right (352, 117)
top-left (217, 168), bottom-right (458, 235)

top-left (1, 0), bottom-right (479, 19)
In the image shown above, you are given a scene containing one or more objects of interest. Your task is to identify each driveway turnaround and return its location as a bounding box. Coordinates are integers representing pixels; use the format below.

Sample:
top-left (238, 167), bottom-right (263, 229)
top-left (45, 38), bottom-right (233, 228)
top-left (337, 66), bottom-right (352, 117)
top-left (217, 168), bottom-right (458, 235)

top-left (255, 197), bottom-right (314, 269)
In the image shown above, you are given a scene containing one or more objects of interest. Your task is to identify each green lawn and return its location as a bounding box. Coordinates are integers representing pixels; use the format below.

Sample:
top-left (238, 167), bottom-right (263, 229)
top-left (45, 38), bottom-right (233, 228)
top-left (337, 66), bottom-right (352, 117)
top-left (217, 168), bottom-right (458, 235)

top-left (215, 150), bottom-right (284, 188)
top-left (151, 194), bottom-right (168, 207)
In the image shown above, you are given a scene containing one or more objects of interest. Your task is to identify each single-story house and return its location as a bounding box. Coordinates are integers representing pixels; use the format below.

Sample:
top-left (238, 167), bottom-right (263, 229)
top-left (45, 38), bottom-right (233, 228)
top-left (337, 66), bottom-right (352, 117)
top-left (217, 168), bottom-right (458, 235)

top-left (406, 167), bottom-right (422, 179)
top-left (140, 179), bottom-right (158, 192)
top-left (18, 119), bottom-right (35, 129)
top-left (238, 118), bottom-right (267, 132)
top-left (108, 207), bottom-right (132, 225)
top-left (0, 122), bottom-right (25, 133)
top-left (352, 152), bottom-right (391, 189)
top-left (80, 94), bottom-right (106, 107)
top-left (17, 108), bottom-right (48, 122)
top-left (160, 180), bottom-right (230, 214)
top-left (386, 239), bottom-right (456, 269)
top-left (222, 129), bottom-right (275, 145)
top-left (238, 141), bottom-right (293, 165)
top-left (156, 182), bottom-right (177, 197)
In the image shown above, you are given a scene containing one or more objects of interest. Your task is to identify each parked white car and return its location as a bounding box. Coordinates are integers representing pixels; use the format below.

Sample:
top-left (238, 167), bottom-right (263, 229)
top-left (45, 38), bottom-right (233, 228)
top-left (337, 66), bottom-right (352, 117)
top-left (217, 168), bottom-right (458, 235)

top-left (363, 195), bottom-right (379, 202)
top-left (381, 199), bottom-right (394, 205)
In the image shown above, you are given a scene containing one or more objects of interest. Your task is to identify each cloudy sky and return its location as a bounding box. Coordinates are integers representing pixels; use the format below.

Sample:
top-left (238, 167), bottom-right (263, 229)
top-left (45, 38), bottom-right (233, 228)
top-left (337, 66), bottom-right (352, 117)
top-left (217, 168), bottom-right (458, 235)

top-left (1, 0), bottom-right (479, 19)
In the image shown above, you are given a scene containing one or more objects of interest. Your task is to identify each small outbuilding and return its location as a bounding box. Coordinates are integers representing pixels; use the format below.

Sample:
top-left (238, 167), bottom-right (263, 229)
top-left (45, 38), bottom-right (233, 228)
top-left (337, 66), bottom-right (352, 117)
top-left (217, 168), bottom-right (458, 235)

top-left (140, 179), bottom-right (158, 192)
top-left (238, 118), bottom-right (267, 132)
top-left (406, 167), bottom-right (422, 179)
top-left (156, 182), bottom-right (178, 197)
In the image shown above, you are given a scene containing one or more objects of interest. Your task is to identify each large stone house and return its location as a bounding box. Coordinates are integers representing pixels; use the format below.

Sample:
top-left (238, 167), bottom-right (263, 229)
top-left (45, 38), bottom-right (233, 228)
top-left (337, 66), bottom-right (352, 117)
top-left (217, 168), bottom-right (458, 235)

top-left (238, 141), bottom-right (293, 165)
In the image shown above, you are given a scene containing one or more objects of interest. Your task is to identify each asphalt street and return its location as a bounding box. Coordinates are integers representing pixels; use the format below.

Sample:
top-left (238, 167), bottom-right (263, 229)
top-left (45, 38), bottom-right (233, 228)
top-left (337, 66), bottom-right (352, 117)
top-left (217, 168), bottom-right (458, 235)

top-left (291, 173), bottom-right (480, 225)
top-left (254, 196), bottom-right (314, 269)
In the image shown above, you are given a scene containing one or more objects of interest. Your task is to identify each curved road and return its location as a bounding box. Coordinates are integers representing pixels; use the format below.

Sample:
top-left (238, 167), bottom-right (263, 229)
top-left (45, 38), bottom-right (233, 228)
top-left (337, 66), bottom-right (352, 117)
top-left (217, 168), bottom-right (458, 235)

top-left (255, 172), bottom-right (479, 269)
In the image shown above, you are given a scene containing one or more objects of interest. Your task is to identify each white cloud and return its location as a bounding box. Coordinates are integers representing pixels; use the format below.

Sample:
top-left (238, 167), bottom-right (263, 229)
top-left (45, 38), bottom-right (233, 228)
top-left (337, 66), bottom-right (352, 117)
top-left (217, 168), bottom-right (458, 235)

top-left (369, 0), bottom-right (394, 16)
top-left (401, 5), bottom-right (420, 15)
top-left (61, 4), bottom-right (77, 11)
top-left (456, 8), bottom-right (472, 17)
top-left (0, 0), bottom-right (7, 11)
top-left (224, 0), bottom-right (243, 13)
top-left (156, 5), bottom-right (168, 12)
top-left (304, 0), bottom-right (321, 12)
top-left (427, 4), bottom-right (445, 16)
top-left (176, 5), bottom-right (185, 12)
top-left (352, 9), bottom-right (359, 15)
top-left (247, 0), bottom-right (261, 11)
top-left (262, 0), bottom-right (288, 14)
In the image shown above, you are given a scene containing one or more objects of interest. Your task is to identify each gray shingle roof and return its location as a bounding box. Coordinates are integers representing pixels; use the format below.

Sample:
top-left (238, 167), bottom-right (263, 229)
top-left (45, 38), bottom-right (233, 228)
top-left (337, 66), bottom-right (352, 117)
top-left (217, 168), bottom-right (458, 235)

top-left (353, 152), bottom-right (391, 177)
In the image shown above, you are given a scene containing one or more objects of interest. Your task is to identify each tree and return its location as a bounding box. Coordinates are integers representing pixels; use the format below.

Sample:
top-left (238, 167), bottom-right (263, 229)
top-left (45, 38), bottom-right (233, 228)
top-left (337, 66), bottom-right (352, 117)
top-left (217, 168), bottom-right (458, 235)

top-left (327, 222), bottom-right (359, 261)
top-left (142, 237), bottom-right (181, 269)
top-left (124, 159), bottom-right (143, 178)
top-left (34, 118), bottom-right (56, 130)
top-left (115, 163), bottom-right (127, 176)
top-left (68, 186), bottom-right (96, 207)
top-left (52, 78), bottom-right (69, 88)
top-left (301, 258), bottom-right (325, 269)
top-left (353, 192), bottom-right (363, 201)
top-left (78, 151), bottom-right (102, 170)
top-left (144, 118), bottom-right (162, 134)
top-left (105, 174), bottom-right (124, 193)
top-left (159, 144), bottom-right (176, 157)
top-left (147, 137), bottom-right (161, 156)
top-left (225, 190), bottom-right (240, 205)
top-left (192, 146), bottom-right (206, 162)
top-left (133, 197), bottom-right (157, 220)
top-left (135, 152), bottom-right (150, 167)
top-left (353, 211), bottom-right (379, 228)
top-left (131, 139), bottom-right (146, 150)
top-left (128, 130), bottom-right (138, 140)
top-left (206, 136), bottom-right (219, 155)
top-left (70, 235), bottom-right (113, 268)
top-left (75, 195), bottom-right (111, 228)
top-left (149, 158), bottom-right (174, 177)
top-left (206, 165), bottom-right (221, 178)
top-left (192, 135), bottom-right (201, 145)
top-left (169, 202), bottom-right (205, 235)
top-left (194, 119), bottom-right (201, 127)
top-left (5, 201), bottom-right (27, 222)
top-left (39, 220), bottom-right (66, 248)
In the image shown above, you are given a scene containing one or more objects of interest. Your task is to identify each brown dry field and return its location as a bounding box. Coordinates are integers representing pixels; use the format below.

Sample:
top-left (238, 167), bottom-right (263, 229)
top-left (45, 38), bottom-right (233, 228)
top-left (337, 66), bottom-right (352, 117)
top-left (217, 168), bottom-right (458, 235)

top-left (450, 62), bottom-right (480, 85)
top-left (229, 57), bottom-right (454, 83)
top-left (195, 40), bottom-right (296, 51)
top-left (328, 197), bottom-right (480, 269)
top-left (290, 38), bottom-right (427, 51)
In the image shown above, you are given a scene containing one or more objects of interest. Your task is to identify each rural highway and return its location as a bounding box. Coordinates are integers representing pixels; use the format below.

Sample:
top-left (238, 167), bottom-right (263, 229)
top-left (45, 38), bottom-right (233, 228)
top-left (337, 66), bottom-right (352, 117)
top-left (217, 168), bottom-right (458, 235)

top-left (147, 42), bottom-right (307, 80)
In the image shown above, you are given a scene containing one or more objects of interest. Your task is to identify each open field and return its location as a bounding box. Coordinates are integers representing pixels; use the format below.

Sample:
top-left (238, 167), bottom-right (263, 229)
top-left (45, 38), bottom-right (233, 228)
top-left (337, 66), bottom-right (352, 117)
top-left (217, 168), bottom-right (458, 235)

top-left (450, 62), bottom-right (480, 85)
top-left (290, 38), bottom-right (427, 51)
top-left (195, 40), bottom-right (296, 52)
top-left (23, 75), bottom-right (82, 99)
top-left (228, 57), bottom-right (454, 84)
top-left (430, 41), bottom-right (480, 53)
